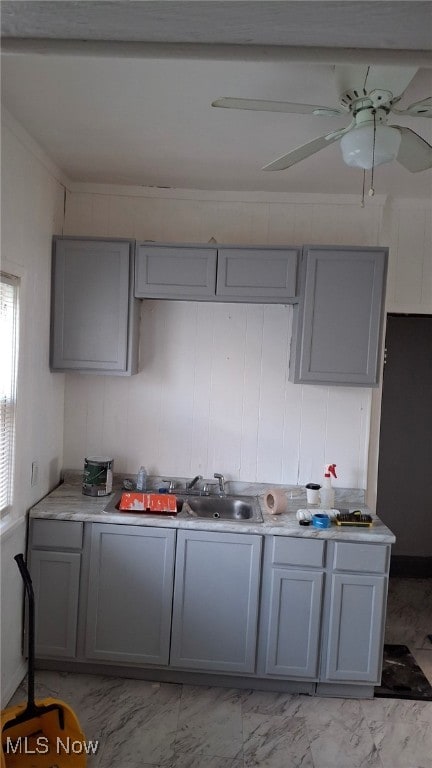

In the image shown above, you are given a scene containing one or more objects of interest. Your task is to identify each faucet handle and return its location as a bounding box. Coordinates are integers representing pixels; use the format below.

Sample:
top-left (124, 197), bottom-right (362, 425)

top-left (162, 478), bottom-right (175, 493)
top-left (186, 475), bottom-right (203, 491)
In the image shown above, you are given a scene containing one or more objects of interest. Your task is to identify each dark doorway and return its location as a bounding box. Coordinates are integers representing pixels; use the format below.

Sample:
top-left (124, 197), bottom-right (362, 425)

top-left (376, 314), bottom-right (432, 577)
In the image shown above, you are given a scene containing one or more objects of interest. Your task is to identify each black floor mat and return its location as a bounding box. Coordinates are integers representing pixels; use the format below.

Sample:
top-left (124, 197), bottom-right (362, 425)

top-left (375, 644), bottom-right (432, 700)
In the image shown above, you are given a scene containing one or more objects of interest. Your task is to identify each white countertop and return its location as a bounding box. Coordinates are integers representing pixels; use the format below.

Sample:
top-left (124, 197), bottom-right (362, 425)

top-left (29, 480), bottom-right (396, 544)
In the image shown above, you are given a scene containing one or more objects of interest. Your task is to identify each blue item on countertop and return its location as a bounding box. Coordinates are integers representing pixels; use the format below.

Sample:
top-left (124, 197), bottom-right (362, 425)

top-left (312, 513), bottom-right (331, 529)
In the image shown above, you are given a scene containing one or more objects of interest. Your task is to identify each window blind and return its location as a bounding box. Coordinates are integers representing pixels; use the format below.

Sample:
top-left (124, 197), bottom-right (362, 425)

top-left (0, 273), bottom-right (19, 516)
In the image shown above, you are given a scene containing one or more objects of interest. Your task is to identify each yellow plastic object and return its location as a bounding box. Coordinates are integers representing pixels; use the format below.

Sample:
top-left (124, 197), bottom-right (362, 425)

top-left (335, 511), bottom-right (373, 527)
top-left (1, 697), bottom-right (88, 768)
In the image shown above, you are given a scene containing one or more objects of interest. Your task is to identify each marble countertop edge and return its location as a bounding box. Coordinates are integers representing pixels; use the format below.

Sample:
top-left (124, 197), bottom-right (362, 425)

top-left (29, 482), bottom-right (396, 544)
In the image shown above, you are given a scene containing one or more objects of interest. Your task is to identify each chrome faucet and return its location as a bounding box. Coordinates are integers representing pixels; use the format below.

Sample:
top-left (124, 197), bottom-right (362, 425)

top-left (186, 475), bottom-right (203, 491)
top-left (214, 473), bottom-right (226, 495)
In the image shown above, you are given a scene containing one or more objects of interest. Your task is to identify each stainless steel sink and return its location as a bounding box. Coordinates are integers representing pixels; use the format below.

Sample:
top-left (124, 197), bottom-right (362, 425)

top-left (103, 491), bottom-right (263, 523)
top-left (177, 494), bottom-right (263, 523)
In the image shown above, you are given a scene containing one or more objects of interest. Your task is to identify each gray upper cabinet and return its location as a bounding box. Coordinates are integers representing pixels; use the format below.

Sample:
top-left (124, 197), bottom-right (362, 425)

top-left (135, 243), bottom-right (299, 303)
top-left (170, 530), bottom-right (262, 673)
top-left (85, 524), bottom-right (176, 666)
top-left (135, 243), bottom-right (217, 299)
top-left (290, 245), bottom-right (388, 386)
top-left (216, 247), bottom-right (299, 302)
top-left (50, 237), bottom-right (139, 374)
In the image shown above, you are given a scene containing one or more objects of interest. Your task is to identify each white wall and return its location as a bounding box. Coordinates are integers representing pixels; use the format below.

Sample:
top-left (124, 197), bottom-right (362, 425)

top-left (0, 111), bottom-right (66, 705)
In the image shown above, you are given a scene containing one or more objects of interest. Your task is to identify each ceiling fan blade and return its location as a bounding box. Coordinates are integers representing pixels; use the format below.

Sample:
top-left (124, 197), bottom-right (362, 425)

top-left (211, 97), bottom-right (344, 116)
top-left (262, 120), bottom-right (355, 171)
top-left (262, 132), bottom-right (342, 171)
top-left (394, 126), bottom-right (432, 172)
top-left (392, 97), bottom-right (432, 118)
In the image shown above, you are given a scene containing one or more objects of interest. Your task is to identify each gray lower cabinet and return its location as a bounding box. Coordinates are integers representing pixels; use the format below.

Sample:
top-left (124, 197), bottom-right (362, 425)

top-left (85, 524), bottom-right (176, 665)
top-left (324, 573), bottom-right (387, 683)
top-left (29, 519), bottom-right (84, 659)
top-left (50, 237), bottom-right (139, 374)
top-left (170, 530), bottom-right (262, 673)
top-left (135, 243), bottom-right (299, 302)
top-left (258, 537), bottom-right (325, 678)
top-left (321, 541), bottom-right (389, 684)
top-left (290, 245), bottom-right (388, 386)
top-left (28, 516), bottom-right (390, 692)
top-left (31, 550), bottom-right (81, 659)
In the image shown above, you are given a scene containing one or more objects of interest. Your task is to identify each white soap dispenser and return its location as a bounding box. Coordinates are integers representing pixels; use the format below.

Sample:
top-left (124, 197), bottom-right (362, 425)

top-left (320, 464), bottom-right (337, 508)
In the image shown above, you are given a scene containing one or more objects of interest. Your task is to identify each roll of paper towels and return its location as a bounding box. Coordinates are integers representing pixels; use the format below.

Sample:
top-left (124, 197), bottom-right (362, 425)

top-left (262, 489), bottom-right (288, 515)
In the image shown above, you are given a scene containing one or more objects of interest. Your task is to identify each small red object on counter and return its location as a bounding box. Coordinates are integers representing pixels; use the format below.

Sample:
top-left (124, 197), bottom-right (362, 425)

top-left (119, 492), bottom-right (177, 514)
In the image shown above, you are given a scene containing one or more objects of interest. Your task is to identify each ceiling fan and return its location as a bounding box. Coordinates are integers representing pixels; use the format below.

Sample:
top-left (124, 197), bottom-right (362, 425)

top-left (212, 65), bottom-right (432, 174)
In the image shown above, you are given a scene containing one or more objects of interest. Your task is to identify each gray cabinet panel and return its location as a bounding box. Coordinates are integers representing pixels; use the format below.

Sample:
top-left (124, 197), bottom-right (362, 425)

top-left (170, 530), bottom-right (261, 673)
top-left (216, 248), bottom-right (299, 302)
top-left (31, 520), bottom-right (83, 550)
top-left (332, 542), bottom-right (389, 574)
top-left (31, 550), bottom-right (81, 658)
top-left (325, 573), bottom-right (387, 683)
top-left (265, 568), bottom-right (324, 678)
top-left (291, 246), bottom-right (388, 386)
top-left (135, 244), bottom-right (217, 298)
top-left (271, 537), bottom-right (325, 568)
top-left (51, 237), bottom-right (139, 374)
top-left (85, 524), bottom-right (175, 665)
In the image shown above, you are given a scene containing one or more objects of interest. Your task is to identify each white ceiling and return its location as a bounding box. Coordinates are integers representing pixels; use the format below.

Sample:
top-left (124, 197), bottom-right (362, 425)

top-left (1, 1), bottom-right (432, 196)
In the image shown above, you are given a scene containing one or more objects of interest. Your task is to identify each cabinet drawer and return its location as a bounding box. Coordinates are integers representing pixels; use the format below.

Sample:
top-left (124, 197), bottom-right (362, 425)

top-left (31, 520), bottom-right (83, 550)
top-left (270, 537), bottom-right (325, 568)
top-left (332, 542), bottom-right (389, 573)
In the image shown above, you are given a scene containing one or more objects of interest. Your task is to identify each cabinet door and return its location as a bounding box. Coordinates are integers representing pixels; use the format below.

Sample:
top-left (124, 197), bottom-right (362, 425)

top-left (51, 238), bottom-right (138, 373)
top-left (170, 530), bottom-right (262, 673)
top-left (85, 524), bottom-right (175, 665)
top-left (291, 246), bottom-right (387, 385)
top-left (264, 568), bottom-right (323, 678)
top-left (324, 573), bottom-right (387, 683)
top-left (31, 550), bottom-right (81, 658)
top-left (216, 247), bottom-right (299, 302)
top-left (135, 244), bottom-right (217, 298)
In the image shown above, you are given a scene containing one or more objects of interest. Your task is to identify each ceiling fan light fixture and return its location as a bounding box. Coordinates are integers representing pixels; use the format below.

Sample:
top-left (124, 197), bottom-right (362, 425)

top-left (340, 125), bottom-right (402, 170)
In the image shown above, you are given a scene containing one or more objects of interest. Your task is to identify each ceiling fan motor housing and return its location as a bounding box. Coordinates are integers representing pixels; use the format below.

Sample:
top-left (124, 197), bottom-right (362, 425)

top-left (342, 90), bottom-right (395, 115)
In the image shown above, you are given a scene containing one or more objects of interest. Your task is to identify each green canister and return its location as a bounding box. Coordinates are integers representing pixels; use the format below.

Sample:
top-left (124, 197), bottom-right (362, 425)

top-left (82, 456), bottom-right (114, 496)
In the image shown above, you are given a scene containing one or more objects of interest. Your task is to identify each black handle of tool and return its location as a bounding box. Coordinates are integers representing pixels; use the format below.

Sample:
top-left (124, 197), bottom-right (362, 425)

top-left (14, 554), bottom-right (36, 711)
top-left (1, 554), bottom-right (65, 733)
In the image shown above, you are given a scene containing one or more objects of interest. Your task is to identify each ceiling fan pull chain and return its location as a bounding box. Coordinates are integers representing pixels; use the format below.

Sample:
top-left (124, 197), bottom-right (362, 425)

top-left (369, 111), bottom-right (377, 197)
top-left (361, 169), bottom-right (366, 207)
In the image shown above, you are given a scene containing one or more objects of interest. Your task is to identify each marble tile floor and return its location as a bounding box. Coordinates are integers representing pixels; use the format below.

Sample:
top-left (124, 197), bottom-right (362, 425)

top-left (5, 577), bottom-right (432, 768)
top-left (6, 672), bottom-right (432, 768)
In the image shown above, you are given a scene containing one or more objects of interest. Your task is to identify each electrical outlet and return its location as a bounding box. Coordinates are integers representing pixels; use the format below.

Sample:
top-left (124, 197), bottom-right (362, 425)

top-left (31, 461), bottom-right (39, 487)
